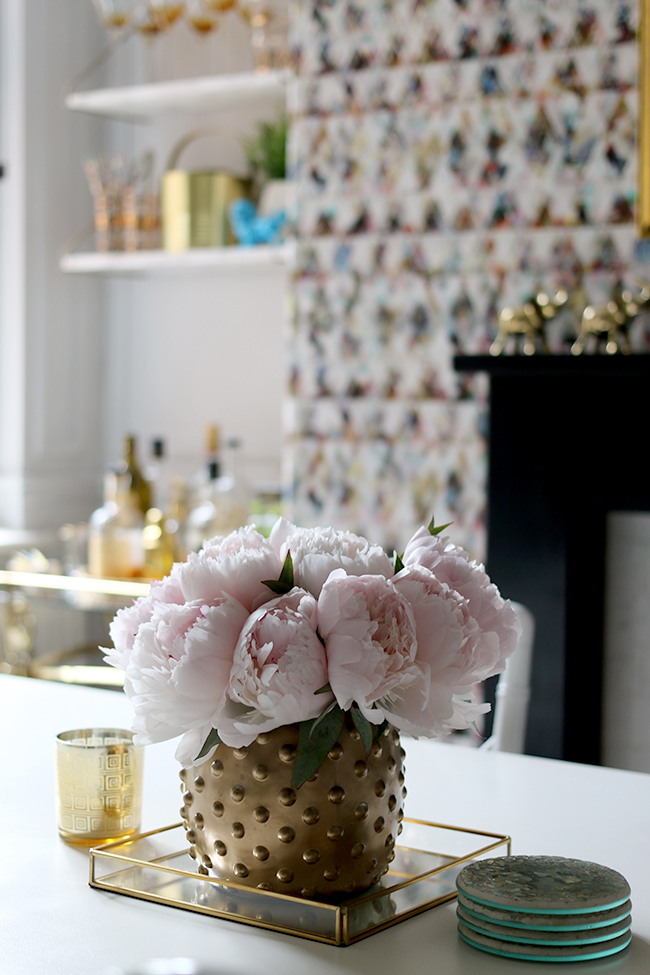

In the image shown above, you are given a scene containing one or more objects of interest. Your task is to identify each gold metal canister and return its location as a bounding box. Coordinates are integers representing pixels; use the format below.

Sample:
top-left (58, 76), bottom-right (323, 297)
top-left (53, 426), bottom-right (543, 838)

top-left (161, 128), bottom-right (250, 251)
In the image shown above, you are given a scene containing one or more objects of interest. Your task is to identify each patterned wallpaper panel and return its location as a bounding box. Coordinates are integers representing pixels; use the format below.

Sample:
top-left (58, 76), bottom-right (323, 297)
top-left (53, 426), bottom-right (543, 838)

top-left (284, 0), bottom-right (648, 559)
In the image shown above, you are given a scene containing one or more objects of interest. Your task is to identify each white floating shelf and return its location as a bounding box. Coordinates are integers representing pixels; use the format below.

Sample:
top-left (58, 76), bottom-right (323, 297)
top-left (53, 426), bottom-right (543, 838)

top-left (65, 69), bottom-right (289, 120)
top-left (60, 242), bottom-right (295, 275)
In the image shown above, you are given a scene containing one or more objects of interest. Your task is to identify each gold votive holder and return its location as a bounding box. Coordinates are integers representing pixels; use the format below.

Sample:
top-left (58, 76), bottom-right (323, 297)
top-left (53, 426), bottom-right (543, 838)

top-left (55, 728), bottom-right (144, 846)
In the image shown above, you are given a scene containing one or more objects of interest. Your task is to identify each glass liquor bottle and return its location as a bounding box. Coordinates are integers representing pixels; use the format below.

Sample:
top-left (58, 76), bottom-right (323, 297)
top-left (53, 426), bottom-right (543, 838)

top-left (117, 435), bottom-right (152, 515)
top-left (87, 471), bottom-right (145, 578)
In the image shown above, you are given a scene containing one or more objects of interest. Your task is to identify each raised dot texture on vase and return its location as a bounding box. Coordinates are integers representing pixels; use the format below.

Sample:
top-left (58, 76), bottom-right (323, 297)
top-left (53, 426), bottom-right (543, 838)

top-left (279, 745), bottom-right (296, 763)
top-left (371, 741), bottom-right (383, 758)
top-left (398, 771), bottom-right (405, 785)
top-left (253, 845), bottom-right (269, 860)
top-left (388, 795), bottom-right (397, 811)
top-left (354, 760), bottom-right (368, 778)
top-left (214, 840), bottom-right (227, 856)
top-left (230, 785), bottom-right (245, 802)
top-left (375, 780), bottom-right (386, 797)
top-left (351, 843), bottom-right (365, 858)
top-left (301, 886), bottom-right (315, 898)
top-left (186, 830), bottom-right (196, 843)
top-left (233, 747), bottom-right (248, 760)
top-left (328, 786), bottom-right (345, 804)
top-left (231, 822), bottom-right (245, 838)
top-left (193, 813), bottom-right (204, 829)
top-left (278, 787), bottom-right (296, 806)
top-left (302, 806), bottom-right (319, 825)
top-left (354, 802), bottom-right (368, 820)
top-left (374, 817), bottom-right (385, 832)
top-left (328, 743), bottom-right (343, 760)
top-left (257, 883), bottom-right (272, 891)
top-left (253, 805), bottom-right (269, 823)
top-left (253, 764), bottom-right (268, 782)
top-left (194, 776), bottom-right (204, 791)
top-left (234, 862), bottom-right (249, 878)
top-left (324, 865), bottom-right (340, 881)
top-left (327, 826), bottom-right (343, 840)
top-left (277, 868), bottom-right (294, 884)
top-left (387, 757), bottom-right (396, 772)
top-left (302, 848), bottom-right (320, 863)
top-left (198, 864), bottom-right (208, 875)
top-left (211, 760), bottom-right (224, 777)
top-left (256, 733), bottom-right (272, 745)
top-left (278, 826), bottom-right (296, 843)
top-left (367, 858), bottom-right (378, 874)
top-left (202, 854), bottom-right (212, 868)
top-left (183, 791), bottom-right (193, 805)
top-left (212, 801), bottom-right (224, 817)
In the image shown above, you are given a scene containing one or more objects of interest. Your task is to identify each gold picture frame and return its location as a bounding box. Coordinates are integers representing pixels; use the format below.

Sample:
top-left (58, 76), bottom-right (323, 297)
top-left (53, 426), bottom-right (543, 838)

top-left (638, 1), bottom-right (650, 235)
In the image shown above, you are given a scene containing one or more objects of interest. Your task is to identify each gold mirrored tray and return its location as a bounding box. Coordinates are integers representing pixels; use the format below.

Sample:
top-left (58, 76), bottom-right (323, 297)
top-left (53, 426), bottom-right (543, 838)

top-left (90, 819), bottom-right (511, 946)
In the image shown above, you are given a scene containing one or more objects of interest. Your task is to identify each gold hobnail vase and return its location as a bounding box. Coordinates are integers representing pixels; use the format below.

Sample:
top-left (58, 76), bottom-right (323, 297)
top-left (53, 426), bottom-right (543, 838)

top-left (179, 719), bottom-right (406, 899)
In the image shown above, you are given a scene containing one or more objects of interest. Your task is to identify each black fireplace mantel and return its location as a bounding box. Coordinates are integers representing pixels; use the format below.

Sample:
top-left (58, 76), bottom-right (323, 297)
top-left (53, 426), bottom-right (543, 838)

top-left (454, 353), bottom-right (650, 763)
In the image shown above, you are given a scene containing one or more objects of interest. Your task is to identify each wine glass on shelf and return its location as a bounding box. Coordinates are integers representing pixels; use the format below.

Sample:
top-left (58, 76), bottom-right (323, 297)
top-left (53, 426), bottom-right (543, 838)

top-left (238, 0), bottom-right (272, 29)
top-left (147, 0), bottom-right (186, 29)
top-left (185, 0), bottom-right (221, 34)
top-left (241, 0), bottom-right (288, 72)
top-left (204, 0), bottom-right (237, 11)
top-left (185, 0), bottom-right (221, 75)
top-left (91, 0), bottom-right (136, 35)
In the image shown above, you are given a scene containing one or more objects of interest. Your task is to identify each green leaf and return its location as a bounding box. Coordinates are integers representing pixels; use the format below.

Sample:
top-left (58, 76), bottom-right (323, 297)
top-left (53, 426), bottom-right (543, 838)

top-left (351, 706), bottom-right (373, 756)
top-left (309, 698), bottom-right (339, 737)
top-left (292, 705), bottom-right (345, 789)
top-left (262, 550), bottom-right (294, 595)
top-left (195, 728), bottom-right (221, 762)
top-left (394, 551), bottom-right (404, 572)
top-left (373, 719), bottom-right (389, 742)
top-left (278, 551), bottom-right (294, 588)
top-left (427, 515), bottom-right (452, 536)
top-left (314, 682), bottom-right (332, 695)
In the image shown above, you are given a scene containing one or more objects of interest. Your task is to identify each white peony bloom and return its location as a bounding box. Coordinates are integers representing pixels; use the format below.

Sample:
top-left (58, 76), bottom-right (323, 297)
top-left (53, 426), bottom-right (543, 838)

top-left (269, 517), bottom-right (394, 597)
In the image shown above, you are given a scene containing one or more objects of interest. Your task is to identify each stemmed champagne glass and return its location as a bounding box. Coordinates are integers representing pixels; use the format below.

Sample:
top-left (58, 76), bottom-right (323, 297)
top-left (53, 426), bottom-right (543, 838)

top-left (185, 0), bottom-right (221, 33)
top-left (91, 0), bottom-right (136, 34)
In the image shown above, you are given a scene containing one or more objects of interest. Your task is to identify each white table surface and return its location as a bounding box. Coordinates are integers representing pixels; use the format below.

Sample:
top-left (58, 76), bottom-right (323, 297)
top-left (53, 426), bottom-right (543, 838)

top-left (2, 673), bottom-right (649, 975)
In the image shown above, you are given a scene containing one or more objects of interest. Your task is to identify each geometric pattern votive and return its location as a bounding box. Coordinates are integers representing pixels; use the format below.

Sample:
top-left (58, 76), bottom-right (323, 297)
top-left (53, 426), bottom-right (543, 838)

top-left (55, 729), bottom-right (144, 846)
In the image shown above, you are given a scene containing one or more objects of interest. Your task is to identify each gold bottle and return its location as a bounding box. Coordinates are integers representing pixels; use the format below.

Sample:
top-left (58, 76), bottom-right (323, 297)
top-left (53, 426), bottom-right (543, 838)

top-left (117, 435), bottom-right (152, 515)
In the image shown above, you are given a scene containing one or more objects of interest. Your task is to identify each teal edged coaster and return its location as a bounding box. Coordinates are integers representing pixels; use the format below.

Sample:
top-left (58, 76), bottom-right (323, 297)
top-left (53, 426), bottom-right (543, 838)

top-left (457, 856), bottom-right (631, 915)
top-left (456, 905), bottom-right (631, 946)
top-left (457, 921), bottom-right (632, 963)
top-left (456, 891), bottom-right (632, 931)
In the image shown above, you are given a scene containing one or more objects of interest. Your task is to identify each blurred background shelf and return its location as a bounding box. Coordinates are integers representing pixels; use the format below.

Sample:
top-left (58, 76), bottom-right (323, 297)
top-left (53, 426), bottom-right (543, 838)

top-left (59, 242), bottom-right (295, 275)
top-left (64, 68), bottom-right (289, 121)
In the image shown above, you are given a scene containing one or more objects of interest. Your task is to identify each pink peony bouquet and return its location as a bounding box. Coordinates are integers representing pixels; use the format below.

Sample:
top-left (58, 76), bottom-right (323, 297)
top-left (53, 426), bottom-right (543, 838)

top-left (105, 517), bottom-right (520, 787)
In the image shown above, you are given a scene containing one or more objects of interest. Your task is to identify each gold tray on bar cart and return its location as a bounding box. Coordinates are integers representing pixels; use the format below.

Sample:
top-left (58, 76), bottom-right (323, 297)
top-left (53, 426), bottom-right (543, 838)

top-left (89, 819), bottom-right (511, 946)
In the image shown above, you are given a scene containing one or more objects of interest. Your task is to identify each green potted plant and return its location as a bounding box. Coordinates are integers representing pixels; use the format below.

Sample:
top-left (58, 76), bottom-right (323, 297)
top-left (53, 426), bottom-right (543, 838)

top-left (243, 114), bottom-right (288, 216)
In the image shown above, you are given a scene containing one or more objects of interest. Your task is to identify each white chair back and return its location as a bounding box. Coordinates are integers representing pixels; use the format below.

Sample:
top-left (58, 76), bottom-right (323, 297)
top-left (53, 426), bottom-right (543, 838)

top-left (481, 601), bottom-right (535, 754)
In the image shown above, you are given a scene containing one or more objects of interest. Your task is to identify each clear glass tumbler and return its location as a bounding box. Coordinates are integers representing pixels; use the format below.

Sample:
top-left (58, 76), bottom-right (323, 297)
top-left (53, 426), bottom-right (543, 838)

top-left (55, 729), bottom-right (144, 846)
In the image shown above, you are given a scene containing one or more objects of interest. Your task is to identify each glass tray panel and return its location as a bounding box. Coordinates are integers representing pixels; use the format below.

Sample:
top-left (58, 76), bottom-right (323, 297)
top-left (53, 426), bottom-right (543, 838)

top-left (90, 819), bottom-right (511, 946)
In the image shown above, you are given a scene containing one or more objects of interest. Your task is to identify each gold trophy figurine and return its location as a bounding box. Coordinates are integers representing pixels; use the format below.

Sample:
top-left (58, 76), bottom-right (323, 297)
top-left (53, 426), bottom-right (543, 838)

top-left (571, 281), bottom-right (650, 355)
top-left (490, 289), bottom-right (568, 356)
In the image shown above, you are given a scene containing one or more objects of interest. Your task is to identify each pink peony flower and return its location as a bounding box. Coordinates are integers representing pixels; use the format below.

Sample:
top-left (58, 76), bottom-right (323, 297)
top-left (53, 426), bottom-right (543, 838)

top-left (270, 518), bottom-right (394, 597)
top-left (105, 565), bottom-right (185, 671)
top-left (317, 570), bottom-right (431, 735)
top-left (402, 527), bottom-right (521, 681)
top-left (215, 588), bottom-right (333, 747)
top-left (123, 593), bottom-right (250, 765)
top-left (393, 564), bottom-right (488, 733)
top-left (179, 526), bottom-right (282, 612)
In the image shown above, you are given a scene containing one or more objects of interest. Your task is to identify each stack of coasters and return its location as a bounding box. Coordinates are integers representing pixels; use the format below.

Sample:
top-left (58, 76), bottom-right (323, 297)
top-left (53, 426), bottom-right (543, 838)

top-left (456, 856), bottom-right (632, 963)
